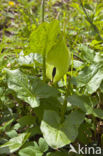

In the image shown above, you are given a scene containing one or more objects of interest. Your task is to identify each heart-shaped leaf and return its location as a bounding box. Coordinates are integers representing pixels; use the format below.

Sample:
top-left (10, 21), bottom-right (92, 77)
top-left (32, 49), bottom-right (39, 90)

top-left (5, 69), bottom-right (58, 108)
top-left (40, 110), bottom-right (85, 149)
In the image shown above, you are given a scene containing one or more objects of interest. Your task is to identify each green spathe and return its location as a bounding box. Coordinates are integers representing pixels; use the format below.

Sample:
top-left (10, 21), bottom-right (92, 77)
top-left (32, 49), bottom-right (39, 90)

top-left (28, 20), bottom-right (70, 82)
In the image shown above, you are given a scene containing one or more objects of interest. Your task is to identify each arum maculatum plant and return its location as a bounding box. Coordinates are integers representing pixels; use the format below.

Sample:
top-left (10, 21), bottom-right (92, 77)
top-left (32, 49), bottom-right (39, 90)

top-left (1, 0), bottom-right (103, 155)
top-left (26, 20), bottom-right (71, 83)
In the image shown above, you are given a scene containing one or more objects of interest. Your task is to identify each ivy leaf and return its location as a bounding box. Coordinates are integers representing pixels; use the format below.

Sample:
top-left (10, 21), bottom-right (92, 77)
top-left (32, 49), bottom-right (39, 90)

top-left (5, 69), bottom-right (58, 108)
top-left (40, 110), bottom-right (85, 149)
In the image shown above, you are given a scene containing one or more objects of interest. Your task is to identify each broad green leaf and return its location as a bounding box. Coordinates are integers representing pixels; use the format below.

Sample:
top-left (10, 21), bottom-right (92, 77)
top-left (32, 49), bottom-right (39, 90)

top-left (0, 133), bottom-right (30, 154)
top-left (18, 115), bottom-right (36, 127)
top-left (38, 138), bottom-right (48, 153)
top-left (19, 138), bottom-right (48, 156)
top-left (34, 97), bottom-right (60, 121)
top-left (67, 95), bottom-right (96, 113)
top-left (68, 95), bottom-right (103, 120)
top-left (40, 110), bottom-right (85, 149)
top-left (6, 130), bottom-right (18, 138)
top-left (78, 44), bottom-right (95, 63)
top-left (46, 39), bottom-right (70, 82)
top-left (91, 108), bottom-right (103, 119)
top-left (73, 60), bottom-right (84, 69)
top-left (19, 146), bottom-right (42, 156)
top-left (5, 69), bottom-right (58, 108)
top-left (100, 81), bottom-right (103, 92)
top-left (73, 63), bottom-right (103, 94)
top-left (94, 53), bottom-right (103, 63)
top-left (78, 122), bottom-right (92, 144)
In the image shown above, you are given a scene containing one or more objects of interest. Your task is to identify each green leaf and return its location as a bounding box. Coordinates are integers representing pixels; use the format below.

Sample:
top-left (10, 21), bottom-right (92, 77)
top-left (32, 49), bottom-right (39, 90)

top-left (19, 138), bottom-right (48, 156)
top-left (6, 130), bottom-right (18, 138)
top-left (0, 133), bottom-right (30, 154)
top-left (18, 115), bottom-right (36, 128)
top-left (18, 51), bottom-right (42, 66)
top-left (38, 138), bottom-right (48, 153)
top-left (100, 81), bottom-right (103, 93)
top-left (73, 63), bottom-right (103, 94)
top-left (19, 146), bottom-right (42, 156)
top-left (67, 95), bottom-right (95, 113)
top-left (34, 97), bottom-right (60, 121)
top-left (73, 60), bottom-right (84, 69)
top-left (5, 69), bottom-right (58, 108)
top-left (91, 108), bottom-right (103, 119)
top-left (40, 110), bottom-right (85, 149)
top-left (78, 122), bottom-right (92, 144)
top-left (84, 4), bottom-right (93, 11)
top-left (78, 44), bottom-right (95, 63)
top-left (0, 119), bottom-right (14, 133)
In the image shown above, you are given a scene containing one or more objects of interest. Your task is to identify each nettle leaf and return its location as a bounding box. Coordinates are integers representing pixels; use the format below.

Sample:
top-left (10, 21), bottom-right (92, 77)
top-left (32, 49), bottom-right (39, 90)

top-left (0, 133), bottom-right (30, 154)
top-left (40, 110), bottom-right (85, 149)
top-left (73, 63), bottom-right (103, 94)
top-left (5, 69), bottom-right (58, 108)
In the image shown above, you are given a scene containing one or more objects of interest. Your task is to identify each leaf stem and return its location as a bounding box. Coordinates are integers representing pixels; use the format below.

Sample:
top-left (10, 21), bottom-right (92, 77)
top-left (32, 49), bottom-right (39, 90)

top-left (61, 95), bottom-right (68, 123)
top-left (41, 0), bottom-right (46, 82)
top-left (41, 0), bottom-right (45, 22)
top-left (61, 76), bottom-right (71, 123)
top-left (43, 51), bottom-right (46, 82)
